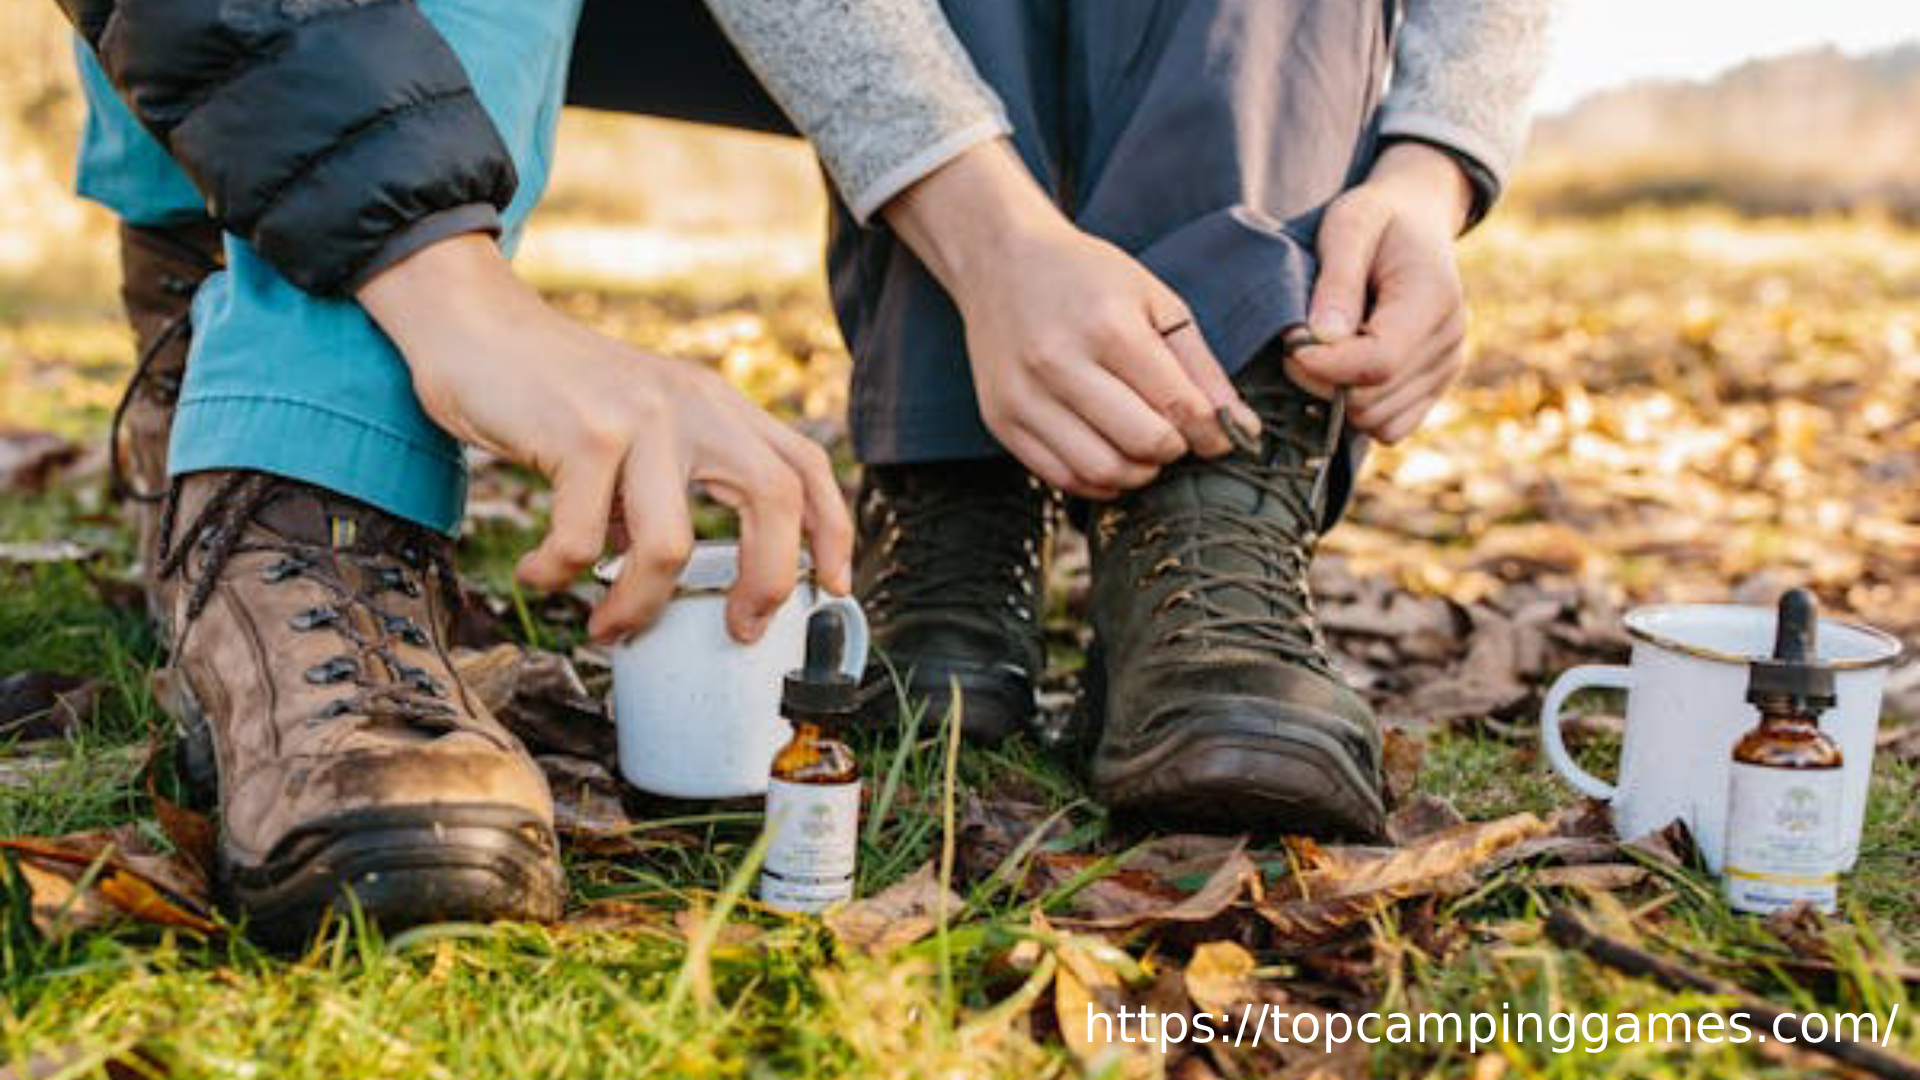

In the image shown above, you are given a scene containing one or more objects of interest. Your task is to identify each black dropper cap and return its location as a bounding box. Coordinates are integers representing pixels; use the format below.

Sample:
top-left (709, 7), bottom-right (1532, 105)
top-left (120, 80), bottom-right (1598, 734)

top-left (1746, 588), bottom-right (1837, 713)
top-left (781, 610), bottom-right (861, 723)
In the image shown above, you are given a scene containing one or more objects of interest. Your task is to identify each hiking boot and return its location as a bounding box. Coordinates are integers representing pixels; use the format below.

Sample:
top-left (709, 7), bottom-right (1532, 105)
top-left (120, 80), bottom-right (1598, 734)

top-left (156, 470), bottom-right (563, 945)
top-left (110, 220), bottom-right (224, 622)
top-left (1084, 348), bottom-right (1384, 839)
top-left (854, 459), bottom-right (1050, 742)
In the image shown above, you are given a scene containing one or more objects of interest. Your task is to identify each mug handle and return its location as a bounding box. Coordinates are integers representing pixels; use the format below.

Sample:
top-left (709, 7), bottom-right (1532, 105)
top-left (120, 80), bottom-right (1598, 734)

top-left (808, 595), bottom-right (870, 680)
top-left (1539, 665), bottom-right (1631, 801)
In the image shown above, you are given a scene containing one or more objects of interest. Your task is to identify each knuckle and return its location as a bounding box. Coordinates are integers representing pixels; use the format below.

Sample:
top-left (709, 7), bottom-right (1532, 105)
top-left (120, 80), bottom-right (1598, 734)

top-left (799, 440), bottom-right (836, 478)
top-left (640, 531), bottom-right (695, 575)
top-left (551, 535), bottom-right (601, 570)
top-left (574, 414), bottom-right (627, 458)
top-left (745, 578), bottom-right (797, 616)
top-left (1082, 460), bottom-right (1128, 490)
top-left (1326, 192), bottom-right (1378, 229)
top-left (761, 468), bottom-right (805, 516)
top-left (1091, 303), bottom-right (1137, 344)
top-left (1026, 347), bottom-right (1068, 382)
top-left (1157, 391), bottom-right (1205, 426)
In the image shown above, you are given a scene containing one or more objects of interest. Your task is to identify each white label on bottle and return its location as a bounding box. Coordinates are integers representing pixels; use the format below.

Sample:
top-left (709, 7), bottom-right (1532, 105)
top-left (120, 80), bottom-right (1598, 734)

top-left (759, 778), bottom-right (861, 914)
top-left (1723, 762), bottom-right (1842, 915)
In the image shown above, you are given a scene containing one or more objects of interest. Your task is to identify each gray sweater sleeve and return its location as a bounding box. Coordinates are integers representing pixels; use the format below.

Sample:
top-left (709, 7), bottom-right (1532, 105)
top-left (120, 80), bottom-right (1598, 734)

top-left (704, 0), bottom-right (1550, 222)
top-left (1379, 0), bottom-right (1554, 206)
top-left (702, 0), bottom-right (1012, 222)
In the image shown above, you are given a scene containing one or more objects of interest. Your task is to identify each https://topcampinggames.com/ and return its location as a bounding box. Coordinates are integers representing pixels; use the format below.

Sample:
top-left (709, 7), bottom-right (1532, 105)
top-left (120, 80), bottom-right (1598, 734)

top-left (1084, 1002), bottom-right (1903, 1056)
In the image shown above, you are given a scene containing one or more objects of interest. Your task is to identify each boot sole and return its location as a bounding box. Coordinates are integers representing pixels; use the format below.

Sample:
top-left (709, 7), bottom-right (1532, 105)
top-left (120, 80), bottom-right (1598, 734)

top-left (1091, 701), bottom-right (1386, 841)
top-left (223, 804), bottom-right (563, 949)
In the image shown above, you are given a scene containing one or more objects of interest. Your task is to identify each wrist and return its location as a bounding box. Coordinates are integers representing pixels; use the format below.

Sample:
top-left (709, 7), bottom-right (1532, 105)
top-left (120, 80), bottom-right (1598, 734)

top-left (882, 139), bottom-right (1069, 300)
top-left (356, 233), bottom-right (543, 365)
top-left (1368, 142), bottom-right (1474, 236)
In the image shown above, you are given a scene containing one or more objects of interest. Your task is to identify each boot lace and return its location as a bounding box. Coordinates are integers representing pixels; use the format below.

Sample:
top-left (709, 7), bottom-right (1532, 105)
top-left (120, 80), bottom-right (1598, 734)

top-left (865, 473), bottom-right (1049, 626)
top-left (107, 231), bottom-right (218, 504)
top-left (157, 473), bottom-right (465, 730)
top-left (1126, 384), bottom-right (1346, 675)
top-left (107, 314), bottom-right (191, 504)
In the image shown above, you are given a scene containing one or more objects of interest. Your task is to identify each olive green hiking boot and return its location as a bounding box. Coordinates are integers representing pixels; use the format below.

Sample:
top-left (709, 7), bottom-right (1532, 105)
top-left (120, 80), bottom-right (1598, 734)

top-left (157, 471), bottom-right (564, 945)
top-left (109, 220), bottom-right (224, 624)
top-left (854, 460), bottom-right (1051, 742)
top-left (1084, 349), bottom-right (1384, 839)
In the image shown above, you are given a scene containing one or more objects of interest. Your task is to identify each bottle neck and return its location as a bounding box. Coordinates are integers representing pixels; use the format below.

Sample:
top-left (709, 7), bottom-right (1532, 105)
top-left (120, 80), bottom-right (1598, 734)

top-left (1753, 697), bottom-right (1824, 729)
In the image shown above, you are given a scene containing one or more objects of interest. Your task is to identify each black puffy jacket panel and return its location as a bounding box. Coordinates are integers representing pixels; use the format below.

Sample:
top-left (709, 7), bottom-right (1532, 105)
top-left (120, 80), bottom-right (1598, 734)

top-left (62, 0), bottom-right (516, 296)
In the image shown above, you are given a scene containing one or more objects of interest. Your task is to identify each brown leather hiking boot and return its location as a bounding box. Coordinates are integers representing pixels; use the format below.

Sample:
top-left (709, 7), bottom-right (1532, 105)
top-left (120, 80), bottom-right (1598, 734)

top-left (110, 220), bottom-right (223, 621)
top-left (157, 470), bottom-right (563, 945)
top-left (1083, 347), bottom-right (1385, 840)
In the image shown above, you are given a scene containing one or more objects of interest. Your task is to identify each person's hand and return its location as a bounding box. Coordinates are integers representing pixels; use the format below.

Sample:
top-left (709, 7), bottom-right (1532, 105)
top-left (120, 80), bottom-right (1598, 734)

top-left (885, 141), bottom-right (1260, 499)
top-left (358, 235), bottom-right (852, 645)
top-left (1289, 141), bottom-right (1476, 444)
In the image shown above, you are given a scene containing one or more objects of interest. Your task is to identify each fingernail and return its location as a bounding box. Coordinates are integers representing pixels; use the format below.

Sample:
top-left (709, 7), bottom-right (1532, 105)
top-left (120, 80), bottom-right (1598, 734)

top-left (1309, 310), bottom-right (1354, 341)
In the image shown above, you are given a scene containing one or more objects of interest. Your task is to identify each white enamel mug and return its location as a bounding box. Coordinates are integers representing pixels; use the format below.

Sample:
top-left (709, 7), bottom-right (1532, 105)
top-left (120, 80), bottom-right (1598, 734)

top-left (1540, 604), bottom-right (1900, 872)
top-left (599, 543), bottom-right (868, 799)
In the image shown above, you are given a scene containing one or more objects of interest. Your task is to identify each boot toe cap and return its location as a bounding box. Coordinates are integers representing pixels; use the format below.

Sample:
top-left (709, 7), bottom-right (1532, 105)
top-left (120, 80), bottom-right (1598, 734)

top-left (1092, 673), bottom-right (1386, 840)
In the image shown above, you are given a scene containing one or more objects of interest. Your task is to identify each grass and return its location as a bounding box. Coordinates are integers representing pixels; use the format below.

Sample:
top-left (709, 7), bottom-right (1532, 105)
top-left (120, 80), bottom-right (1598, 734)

top-left (1, 526), bottom-right (1914, 1077)
top-left (2, 210), bottom-right (1918, 1076)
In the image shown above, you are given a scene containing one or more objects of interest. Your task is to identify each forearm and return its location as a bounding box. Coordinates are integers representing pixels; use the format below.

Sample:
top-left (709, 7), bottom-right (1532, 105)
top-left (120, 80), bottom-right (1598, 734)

top-left (357, 236), bottom-right (535, 363)
top-left (1381, 0), bottom-right (1553, 220)
top-left (702, 0), bottom-right (1012, 221)
top-left (881, 140), bottom-right (1069, 302)
top-left (1365, 143), bottom-right (1475, 238)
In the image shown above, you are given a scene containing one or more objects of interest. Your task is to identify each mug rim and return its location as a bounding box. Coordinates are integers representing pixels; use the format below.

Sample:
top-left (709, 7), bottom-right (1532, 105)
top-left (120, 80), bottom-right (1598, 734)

top-left (595, 540), bottom-right (815, 599)
top-left (1624, 603), bottom-right (1903, 670)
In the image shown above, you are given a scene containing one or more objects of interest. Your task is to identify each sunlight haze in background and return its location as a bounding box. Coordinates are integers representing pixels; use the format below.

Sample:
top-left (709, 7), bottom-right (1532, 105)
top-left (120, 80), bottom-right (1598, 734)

top-left (1537, 0), bottom-right (1920, 112)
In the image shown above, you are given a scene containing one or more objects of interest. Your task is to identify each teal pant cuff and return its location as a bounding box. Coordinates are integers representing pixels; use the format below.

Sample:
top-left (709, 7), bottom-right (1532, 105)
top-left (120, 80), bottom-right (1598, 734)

top-left (170, 394), bottom-right (468, 536)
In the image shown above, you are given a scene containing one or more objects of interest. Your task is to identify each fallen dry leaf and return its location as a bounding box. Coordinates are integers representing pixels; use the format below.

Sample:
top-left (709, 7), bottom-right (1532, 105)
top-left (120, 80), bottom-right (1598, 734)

top-left (455, 646), bottom-right (614, 763)
top-left (1052, 929), bottom-right (1164, 1080)
top-left (0, 671), bottom-right (100, 742)
top-left (1379, 727), bottom-right (1425, 809)
top-left (1530, 864), bottom-right (1650, 890)
top-left (673, 906), bottom-right (761, 950)
top-left (536, 754), bottom-right (637, 851)
top-left (1, 825), bottom-right (216, 938)
top-left (1384, 794), bottom-right (1466, 847)
top-left (564, 899), bottom-right (674, 934)
top-left (1183, 941), bottom-right (1367, 1080)
top-left (954, 795), bottom-right (1070, 892)
top-left (1050, 836), bottom-right (1258, 935)
top-left (1877, 720), bottom-right (1920, 763)
top-left (1761, 902), bottom-right (1833, 961)
top-left (1259, 814), bottom-right (1549, 946)
top-left (1400, 606), bottom-right (1536, 724)
top-left (0, 429), bottom-right (81, 492)
top-left (824, 862), bottom-right (963, 956)
top-left (0, 744), bottom-right (145, 795)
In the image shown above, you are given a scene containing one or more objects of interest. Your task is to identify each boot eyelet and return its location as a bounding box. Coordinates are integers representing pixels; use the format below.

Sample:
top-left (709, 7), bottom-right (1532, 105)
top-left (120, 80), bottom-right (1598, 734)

top-left (384, 615), bottom-right (429, 647)
top-left (312, 699), bottom-right (355, 723)
top-left (263, 557), bottom-right (307, 583)
top-left (387, 569), bottom-right (423, 598)
top-left (290, 606), bottom-right (339, 631)
top-left (305, 657), bottom-right (359, 685)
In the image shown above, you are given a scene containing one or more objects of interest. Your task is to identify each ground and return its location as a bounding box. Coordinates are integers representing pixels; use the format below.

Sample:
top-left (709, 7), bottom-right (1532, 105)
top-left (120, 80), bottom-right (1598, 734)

top-left (1, 208), bottom-right (1916, 1079)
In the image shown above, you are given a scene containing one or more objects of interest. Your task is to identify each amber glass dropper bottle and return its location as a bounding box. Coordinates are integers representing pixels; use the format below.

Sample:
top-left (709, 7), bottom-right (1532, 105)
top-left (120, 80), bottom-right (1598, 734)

top-left (1723, 588), bottom-right (1845, 915)
top-left (759, 612), bottom-right (862, 914)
